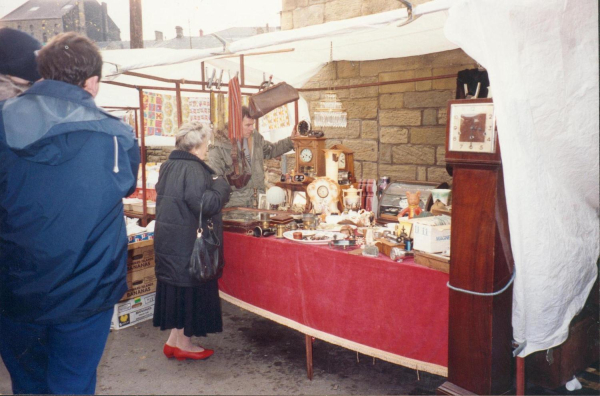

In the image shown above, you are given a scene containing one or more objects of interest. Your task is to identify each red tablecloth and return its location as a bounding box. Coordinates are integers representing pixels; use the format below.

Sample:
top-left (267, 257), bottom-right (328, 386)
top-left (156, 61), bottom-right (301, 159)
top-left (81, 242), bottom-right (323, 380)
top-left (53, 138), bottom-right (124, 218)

top-left (219, 232), bottom-right (449, 375)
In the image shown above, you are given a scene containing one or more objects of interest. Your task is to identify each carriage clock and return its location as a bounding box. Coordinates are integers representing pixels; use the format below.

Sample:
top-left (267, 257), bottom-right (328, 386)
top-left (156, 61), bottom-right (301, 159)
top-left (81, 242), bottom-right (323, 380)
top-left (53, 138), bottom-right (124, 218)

top-left (438, 98), bottom-right (515, 396)
top-left (292, 136), bottom-right (326, 177)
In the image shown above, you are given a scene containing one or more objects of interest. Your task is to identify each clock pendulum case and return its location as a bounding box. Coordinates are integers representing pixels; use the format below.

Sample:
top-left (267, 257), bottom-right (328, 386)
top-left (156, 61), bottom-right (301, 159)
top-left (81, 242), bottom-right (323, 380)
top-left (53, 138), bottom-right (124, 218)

top-left (438, 98), bottom-right (515, 396)
top-left (329, 144), bottom-right (355, 185)
top-left (292, 136), bottom-right (326, 177)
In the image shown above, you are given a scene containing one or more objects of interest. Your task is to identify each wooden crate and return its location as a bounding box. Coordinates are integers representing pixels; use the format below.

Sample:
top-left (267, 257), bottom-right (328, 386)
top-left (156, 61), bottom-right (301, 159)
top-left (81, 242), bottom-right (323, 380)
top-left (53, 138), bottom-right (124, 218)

top-left (414, 251), bottom-right (450, 273)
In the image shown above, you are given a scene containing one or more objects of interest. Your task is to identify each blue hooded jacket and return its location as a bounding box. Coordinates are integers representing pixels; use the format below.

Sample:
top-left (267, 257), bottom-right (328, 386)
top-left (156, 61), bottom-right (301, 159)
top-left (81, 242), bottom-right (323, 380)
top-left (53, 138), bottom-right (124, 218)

top-left (0, 80), bottom-right (140, 324)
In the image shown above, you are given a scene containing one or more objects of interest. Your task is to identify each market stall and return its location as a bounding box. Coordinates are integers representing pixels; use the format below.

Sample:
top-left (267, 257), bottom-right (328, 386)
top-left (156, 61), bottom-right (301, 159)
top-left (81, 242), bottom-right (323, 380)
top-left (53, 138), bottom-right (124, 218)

top-left (99, 0), bottom-right (598, 392)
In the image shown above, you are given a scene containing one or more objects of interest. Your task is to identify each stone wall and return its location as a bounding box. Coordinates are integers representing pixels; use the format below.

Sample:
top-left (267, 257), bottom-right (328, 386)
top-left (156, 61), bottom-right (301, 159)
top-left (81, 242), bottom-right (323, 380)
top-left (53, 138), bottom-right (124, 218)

top-left (281, 0), bottom-right (431, 30)
top-left (146, 147), bottom-right (174, 163)
top-left (289, 49), bottom-right (477, 185)
top-left (0, 18), bottom-right (63, 43)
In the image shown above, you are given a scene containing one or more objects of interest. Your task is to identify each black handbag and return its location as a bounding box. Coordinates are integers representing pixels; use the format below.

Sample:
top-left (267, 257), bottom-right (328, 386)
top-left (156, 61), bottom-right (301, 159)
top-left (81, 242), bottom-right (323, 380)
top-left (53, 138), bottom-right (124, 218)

top-left (189, 200), bottom-right (223, 281)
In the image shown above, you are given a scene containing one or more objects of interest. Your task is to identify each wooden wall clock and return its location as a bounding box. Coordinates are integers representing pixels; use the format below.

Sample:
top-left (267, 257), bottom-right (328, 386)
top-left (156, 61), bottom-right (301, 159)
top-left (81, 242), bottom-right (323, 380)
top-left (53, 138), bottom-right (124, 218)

top-left (438, 98), bottom-right (515, 396)
top-left (292, 136), bottom-right (326, 177)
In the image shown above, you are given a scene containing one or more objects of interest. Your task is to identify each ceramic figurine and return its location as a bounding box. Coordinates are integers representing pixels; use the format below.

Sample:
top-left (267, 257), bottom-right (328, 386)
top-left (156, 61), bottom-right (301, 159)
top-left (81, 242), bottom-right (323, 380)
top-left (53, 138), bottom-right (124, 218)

top-left (398, 190), bottom-right (422, 219)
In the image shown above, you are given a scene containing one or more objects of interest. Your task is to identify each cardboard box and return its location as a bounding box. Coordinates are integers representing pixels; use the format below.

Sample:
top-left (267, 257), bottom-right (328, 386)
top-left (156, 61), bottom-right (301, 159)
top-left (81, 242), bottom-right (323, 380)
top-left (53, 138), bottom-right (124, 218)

top-left (111, 293), bottom-right (156, 330)
top-left (120, 266), bottom-right (157, 302)
top-left (413, 222), bottom-right (451, 254)
top-left (127, 231), bottom-right (154, 244)
top-left (121, 240), bottom-right (156, 302)
top-left (127, 240), bottom-right (154, 272)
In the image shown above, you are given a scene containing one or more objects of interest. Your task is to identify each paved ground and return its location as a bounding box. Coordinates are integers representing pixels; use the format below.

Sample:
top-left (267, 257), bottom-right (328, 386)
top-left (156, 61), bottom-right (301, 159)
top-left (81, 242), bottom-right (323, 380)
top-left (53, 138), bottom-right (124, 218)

top-left (0, 300), bottom-right (445, 395)
top-left (2, 300), bottom-right (597, 395)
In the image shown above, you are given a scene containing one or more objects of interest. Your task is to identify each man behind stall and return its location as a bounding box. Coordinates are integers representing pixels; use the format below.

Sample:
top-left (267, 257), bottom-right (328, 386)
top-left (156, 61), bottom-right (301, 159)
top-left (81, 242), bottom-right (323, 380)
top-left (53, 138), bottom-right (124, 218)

top-left (208, 106), bottom-right (294, 207)
top-left (0, 32), bottom-right (140, 394)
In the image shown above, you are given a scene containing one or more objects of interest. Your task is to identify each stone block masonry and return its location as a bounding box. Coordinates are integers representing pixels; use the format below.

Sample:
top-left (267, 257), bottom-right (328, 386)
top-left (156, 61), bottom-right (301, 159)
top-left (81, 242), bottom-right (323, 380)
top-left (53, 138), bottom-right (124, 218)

top-left (292, 46), bottom-right (477, 186)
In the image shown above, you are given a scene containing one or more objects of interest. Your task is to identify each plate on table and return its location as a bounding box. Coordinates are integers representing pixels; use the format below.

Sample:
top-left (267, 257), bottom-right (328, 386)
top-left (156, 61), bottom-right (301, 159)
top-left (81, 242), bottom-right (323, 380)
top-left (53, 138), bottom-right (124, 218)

top-left (283, 230), bottom-right (347, 244)
top-left (317, 223), bottom-right (357, 232)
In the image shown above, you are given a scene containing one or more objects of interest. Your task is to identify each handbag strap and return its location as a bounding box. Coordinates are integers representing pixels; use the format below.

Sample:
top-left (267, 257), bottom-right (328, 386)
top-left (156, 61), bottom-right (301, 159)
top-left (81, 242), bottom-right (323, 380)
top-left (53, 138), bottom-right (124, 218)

top-left (197, 196), bottom-right (215, 238)
top-left (197, 200), bottom-right (204, 238)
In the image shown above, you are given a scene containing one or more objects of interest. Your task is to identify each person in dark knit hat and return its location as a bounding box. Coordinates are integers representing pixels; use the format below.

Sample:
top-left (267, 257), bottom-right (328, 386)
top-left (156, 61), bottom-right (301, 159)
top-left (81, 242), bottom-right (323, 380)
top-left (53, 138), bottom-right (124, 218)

top-left (0, 28), bottom-right (41, 101)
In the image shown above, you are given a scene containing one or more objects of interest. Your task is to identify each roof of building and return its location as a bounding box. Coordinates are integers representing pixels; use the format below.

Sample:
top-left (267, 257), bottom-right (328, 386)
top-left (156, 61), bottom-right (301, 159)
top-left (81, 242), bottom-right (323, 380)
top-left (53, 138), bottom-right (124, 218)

top-left (96, 26), bottom-right (280, 50)
top-left (1, 0), bottom-right (78, 21)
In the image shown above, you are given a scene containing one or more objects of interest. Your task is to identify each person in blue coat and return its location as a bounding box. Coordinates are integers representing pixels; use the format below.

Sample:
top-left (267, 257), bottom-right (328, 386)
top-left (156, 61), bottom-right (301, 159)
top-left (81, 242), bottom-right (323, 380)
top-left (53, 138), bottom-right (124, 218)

top-left (0, 32), bottom-right (140, 394)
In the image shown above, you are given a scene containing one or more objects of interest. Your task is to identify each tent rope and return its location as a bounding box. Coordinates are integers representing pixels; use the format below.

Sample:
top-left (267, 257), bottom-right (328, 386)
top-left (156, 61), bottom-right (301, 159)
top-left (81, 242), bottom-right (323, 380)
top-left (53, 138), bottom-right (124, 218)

top-left (447, 269), bottom-right (516, 297)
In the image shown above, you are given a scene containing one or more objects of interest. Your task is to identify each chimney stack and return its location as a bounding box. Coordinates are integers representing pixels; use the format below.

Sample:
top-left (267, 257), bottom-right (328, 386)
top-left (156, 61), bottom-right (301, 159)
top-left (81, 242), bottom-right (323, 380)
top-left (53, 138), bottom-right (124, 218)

top-left (175, 26), bottom-right (183, 38)
top-left (199, 29), bottom-right (203, 37)
top-left (101, 2), bottom-right (109, 41)
top-left (155, 31), bottom-right (163, 41)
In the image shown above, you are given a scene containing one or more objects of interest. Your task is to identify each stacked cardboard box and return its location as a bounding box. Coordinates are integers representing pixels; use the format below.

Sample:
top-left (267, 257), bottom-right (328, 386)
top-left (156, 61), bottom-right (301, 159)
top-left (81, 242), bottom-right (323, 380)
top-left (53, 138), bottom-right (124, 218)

top-left (111, 293), bottom-right (156, 331)
top-left (110, 240), bottom-right (157, 330)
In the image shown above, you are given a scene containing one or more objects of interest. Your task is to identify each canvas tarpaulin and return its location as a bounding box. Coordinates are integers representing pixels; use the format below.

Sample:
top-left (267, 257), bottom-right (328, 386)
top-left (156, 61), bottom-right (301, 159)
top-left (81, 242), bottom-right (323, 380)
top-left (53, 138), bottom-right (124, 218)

top-left (96, 7), bottom-right (458, 108)
top-left (444, 0), bottom-right (599, 356)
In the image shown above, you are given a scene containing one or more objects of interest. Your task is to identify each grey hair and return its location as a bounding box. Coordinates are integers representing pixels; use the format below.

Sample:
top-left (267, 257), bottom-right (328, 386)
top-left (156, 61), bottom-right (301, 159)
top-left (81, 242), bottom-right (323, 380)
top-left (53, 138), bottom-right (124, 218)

top-left (175, 122), bottom-right (212, 152)
top-left (0, 74), bottom-right (29, 101)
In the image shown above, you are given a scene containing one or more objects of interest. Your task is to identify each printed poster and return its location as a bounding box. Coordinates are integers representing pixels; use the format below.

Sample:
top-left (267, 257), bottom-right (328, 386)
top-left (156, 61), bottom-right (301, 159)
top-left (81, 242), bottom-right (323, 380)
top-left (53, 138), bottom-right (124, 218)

top-left (259, 104), bottom-right (291, 131)
top-left (142, 91), bottom-right (177, 137)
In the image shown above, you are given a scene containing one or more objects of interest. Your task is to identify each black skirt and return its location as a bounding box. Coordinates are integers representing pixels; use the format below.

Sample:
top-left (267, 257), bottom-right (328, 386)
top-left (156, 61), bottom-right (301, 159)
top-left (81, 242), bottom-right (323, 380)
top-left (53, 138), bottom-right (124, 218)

top-left (152, 279), bottom-right (223, 338)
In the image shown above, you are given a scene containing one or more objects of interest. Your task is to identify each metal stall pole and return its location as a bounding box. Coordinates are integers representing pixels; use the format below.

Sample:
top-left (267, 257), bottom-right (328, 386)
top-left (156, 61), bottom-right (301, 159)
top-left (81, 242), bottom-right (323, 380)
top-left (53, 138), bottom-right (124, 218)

top-left (137, 87), bottom-right (148, 226)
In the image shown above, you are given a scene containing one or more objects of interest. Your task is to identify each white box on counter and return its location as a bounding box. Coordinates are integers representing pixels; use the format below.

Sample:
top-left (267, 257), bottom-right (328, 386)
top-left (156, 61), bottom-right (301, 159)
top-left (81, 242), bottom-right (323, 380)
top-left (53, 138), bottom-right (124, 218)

top-left (111, 292), bottom-right (155, 331)
top-left (413, 215), bottom-right (451, 254)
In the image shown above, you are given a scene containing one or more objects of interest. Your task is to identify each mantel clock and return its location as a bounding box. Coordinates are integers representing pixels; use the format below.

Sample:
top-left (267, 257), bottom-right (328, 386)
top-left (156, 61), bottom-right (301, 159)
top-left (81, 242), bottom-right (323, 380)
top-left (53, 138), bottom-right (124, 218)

top-left (292, 136), bottom-right (326, 177)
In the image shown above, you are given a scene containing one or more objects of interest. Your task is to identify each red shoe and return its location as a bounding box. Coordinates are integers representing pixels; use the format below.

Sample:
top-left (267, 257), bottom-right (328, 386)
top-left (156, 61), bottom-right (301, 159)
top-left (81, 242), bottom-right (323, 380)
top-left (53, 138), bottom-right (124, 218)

top-left (173, 347), bottom-right (214, 361)
top-left (163, 344), bottom-right (179, 358)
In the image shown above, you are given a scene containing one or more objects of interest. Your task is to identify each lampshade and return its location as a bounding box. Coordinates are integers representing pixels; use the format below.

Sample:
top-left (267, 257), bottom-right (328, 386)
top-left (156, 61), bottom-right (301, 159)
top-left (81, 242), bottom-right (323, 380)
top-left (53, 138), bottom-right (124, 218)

top-left (313, 91), bottom-right (347, 128)
top-left (266, 186), bottom-right (286, 205)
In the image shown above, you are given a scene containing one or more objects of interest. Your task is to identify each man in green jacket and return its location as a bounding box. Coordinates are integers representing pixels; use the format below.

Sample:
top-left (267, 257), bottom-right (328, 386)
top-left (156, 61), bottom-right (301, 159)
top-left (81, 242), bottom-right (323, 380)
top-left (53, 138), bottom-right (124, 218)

top-left (208, 106), bottom-right (294, 207)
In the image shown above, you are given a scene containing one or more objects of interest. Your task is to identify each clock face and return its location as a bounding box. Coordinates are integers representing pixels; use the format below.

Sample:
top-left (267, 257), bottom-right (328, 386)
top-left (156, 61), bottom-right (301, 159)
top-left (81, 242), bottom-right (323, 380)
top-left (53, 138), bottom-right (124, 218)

top-left (448, 102), bottom-right (496, 153)
top-left (338, 153), bottom-right (346, 168)
top-left (300, 148), bottom-right (313, 163)
top-left (306, 177), bottom-right (341, 214)
top-left (297, 120), bottom-right (311, 136)
top-left (317, 185), bottom-right (329, 198)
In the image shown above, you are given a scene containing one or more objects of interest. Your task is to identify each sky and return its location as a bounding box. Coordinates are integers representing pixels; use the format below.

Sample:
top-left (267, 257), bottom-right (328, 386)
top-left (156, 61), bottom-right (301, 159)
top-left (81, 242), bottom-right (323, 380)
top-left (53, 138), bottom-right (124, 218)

top-left (0, 0), bottom-right (282, 40)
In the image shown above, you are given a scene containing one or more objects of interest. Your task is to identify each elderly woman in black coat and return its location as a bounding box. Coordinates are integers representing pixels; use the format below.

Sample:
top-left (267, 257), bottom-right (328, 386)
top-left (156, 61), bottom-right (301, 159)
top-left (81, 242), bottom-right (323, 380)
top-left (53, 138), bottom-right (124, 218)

top-left (153, 122), bottom-right (231, 361)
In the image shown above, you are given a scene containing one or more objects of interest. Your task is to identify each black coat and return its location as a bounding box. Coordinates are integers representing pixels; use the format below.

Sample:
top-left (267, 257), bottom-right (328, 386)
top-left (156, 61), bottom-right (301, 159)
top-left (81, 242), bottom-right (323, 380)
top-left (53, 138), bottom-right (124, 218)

top-left (154, 150), bottom-right (231, 287)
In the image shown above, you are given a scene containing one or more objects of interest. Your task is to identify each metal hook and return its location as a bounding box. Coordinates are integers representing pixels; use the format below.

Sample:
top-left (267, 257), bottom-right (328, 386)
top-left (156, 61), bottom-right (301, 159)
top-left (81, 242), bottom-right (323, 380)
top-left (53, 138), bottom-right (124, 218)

top-left (206, 67), bottom-right (216, 89)
top-left (396, 0), bottom-right (421, 27)
top-left (216, 69), bottom-right (224, 90)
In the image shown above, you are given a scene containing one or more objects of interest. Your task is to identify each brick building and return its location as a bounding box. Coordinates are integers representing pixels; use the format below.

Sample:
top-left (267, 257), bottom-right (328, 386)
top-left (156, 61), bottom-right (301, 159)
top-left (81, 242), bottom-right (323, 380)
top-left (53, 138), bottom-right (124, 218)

top-left (0, 0), bottom-right (120, 44)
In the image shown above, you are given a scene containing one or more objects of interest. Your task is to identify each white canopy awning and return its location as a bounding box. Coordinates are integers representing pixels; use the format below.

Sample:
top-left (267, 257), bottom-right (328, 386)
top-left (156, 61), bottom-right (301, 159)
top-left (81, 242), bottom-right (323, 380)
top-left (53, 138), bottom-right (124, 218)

top-left (96, 6), bottom-right (457, 108)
